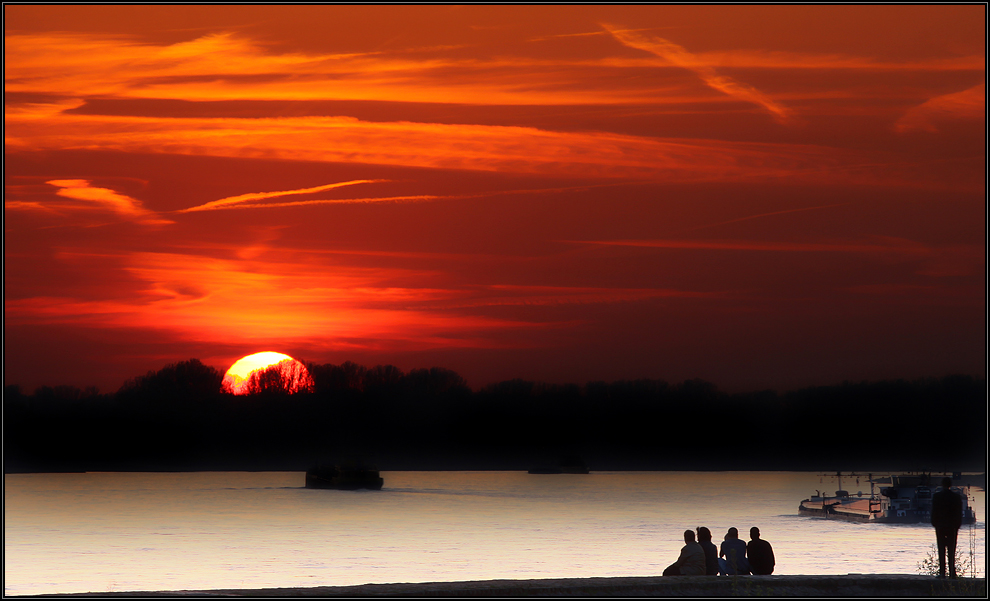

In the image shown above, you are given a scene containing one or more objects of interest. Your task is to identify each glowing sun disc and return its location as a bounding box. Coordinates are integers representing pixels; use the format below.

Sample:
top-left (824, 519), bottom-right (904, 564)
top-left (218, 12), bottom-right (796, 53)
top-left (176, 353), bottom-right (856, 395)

top-left (222, 351), bottom-right (314, 395)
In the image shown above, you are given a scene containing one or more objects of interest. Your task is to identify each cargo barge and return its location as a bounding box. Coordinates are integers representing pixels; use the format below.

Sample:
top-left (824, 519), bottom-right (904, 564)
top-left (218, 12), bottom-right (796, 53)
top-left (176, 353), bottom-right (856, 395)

top-left (798, 472), bottom-right (977, 524)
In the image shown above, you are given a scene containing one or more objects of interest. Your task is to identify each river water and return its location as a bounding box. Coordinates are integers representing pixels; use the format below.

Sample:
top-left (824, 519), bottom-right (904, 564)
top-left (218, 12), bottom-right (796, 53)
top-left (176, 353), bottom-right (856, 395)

top-left (4, 471), bottom-right (985, 595)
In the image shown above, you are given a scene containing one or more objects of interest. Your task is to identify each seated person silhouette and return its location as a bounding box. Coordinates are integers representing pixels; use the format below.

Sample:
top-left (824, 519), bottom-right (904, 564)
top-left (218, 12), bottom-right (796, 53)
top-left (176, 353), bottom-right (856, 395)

top-left (718, 527), bottom-right (751, 575)
top-left (747, 526), bottom-right (775, 575)
top-left (662, 529), bottom-right (707, 576)
top-left (696, 527), bottom-right (719, 575)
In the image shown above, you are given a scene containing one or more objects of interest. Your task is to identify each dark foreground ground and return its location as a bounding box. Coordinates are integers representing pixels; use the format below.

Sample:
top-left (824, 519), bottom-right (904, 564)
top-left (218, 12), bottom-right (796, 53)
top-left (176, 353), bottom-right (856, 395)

top-left (34, 575), bottom-right (987, 597)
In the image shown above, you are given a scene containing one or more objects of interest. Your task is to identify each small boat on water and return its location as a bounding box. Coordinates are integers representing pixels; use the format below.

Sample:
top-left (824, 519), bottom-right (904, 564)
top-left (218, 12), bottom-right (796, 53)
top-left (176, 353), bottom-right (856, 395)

top-left (305, 465), bottom-right (384, 490)
top-left (799, 472), bottom-right (977, 524)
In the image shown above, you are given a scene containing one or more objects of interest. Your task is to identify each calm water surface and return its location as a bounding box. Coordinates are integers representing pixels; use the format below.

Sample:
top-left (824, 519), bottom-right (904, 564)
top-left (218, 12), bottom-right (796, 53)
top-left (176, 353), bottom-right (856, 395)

top-left (4, 471), bottom-right (985, 595)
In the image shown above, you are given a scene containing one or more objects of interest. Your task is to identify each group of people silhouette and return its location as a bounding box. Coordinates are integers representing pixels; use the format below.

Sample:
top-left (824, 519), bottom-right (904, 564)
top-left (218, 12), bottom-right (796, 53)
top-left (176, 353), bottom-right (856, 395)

top-left (657, 477), bottom-right (965, 579)
top-left (662, 526), bottom-right (774, 577)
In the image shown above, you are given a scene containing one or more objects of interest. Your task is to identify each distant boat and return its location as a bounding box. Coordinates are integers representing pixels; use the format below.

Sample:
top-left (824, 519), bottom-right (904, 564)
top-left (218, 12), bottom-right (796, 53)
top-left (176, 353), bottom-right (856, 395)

top-left (305, 465), bottom-right (384, 490)
top-left (799, 472), bottom-right (977, 524)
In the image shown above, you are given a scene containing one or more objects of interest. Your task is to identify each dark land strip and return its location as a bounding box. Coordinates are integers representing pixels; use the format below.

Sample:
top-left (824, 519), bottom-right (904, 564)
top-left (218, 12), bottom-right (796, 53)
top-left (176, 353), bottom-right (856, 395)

top-left (6, 372), bottom-right (986, 474)
top-left (27, 575), bottom-right (988, 597)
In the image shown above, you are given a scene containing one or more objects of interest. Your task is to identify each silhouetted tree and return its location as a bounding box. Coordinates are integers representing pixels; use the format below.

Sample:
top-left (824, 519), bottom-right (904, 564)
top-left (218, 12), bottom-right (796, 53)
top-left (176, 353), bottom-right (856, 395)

top-left (404, 367), bottom-right (469, 396)
top-left (307, 361), bottom-right (366, 395)
top-left (117, 358), bottom-right (223, 401)
top-left (364, 364), bottom-right (404, 394)
top-left (244, 360), bottom-right (315, 395)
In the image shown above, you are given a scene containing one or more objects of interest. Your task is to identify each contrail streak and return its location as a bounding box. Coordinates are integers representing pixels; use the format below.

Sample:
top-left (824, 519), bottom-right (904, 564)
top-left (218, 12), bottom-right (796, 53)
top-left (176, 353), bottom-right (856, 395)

top-left (208, 195), bottom-right (443, 209)
top-left (602, 24), bottom-right (793, 124)
top-left (180, 179), bottom-right (385, 213)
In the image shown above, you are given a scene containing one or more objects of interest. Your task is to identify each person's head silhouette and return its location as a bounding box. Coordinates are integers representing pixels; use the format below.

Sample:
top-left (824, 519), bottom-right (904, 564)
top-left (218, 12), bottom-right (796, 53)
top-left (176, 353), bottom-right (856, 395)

top-left (941, 477), bottom-right (952, 489)
top-left (684, 529), bottom-right (695, 543)
top-left (697, 526), bottom-right (712, 542)
top-left (750, 527), bottom-right (761, 540)
top-left (726, 527), bottom-right (738, 540)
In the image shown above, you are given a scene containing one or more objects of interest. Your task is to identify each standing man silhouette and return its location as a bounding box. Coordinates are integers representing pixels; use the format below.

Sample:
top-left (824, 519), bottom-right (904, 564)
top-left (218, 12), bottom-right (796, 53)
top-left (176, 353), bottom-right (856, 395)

top-left (930, 477), bottom-right (963, 578)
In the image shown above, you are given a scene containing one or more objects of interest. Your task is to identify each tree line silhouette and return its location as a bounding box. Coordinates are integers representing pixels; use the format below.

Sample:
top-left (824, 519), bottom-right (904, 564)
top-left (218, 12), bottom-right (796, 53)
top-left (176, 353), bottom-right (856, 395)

top-left (4, 359), bottom-right (985, 473)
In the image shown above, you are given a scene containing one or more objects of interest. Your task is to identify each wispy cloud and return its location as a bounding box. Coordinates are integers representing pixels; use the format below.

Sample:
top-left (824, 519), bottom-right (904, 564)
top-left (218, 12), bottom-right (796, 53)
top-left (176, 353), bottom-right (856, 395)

top-left (688, 203), bottom-right (850, 232)
top-left (845, 282), bottom-right (984, 306)
top-left (4, 200), bottom-right (61, 214)
top-left (678, 50), bottom-right (984, 72)
top-left (5, 91), bottom-right (977, 192)
top-left (602, 24), bottom-right (794, 124)
top-left (569, 237), bottom-right (936, 256)
top-left (446, 284), bottom-right (719, 309)
top-left (45, 179), bottom-right (172, 225)
top-left (570, 237), bottom-right (986, 282)
top-left (894, 83), bottom-right (986, 133)
top-left (7, 112), bottom-right (856, 183)
top-left (6, 249), bottom-right (710, 349)
top-left (3, 249), bottom-right (507, 346)
top-left (7, 31), bottom-right (980, 113)
top-left (3, 31), bottom-right (670, 106)
top-left (528, 27), bottom-right (669, 42)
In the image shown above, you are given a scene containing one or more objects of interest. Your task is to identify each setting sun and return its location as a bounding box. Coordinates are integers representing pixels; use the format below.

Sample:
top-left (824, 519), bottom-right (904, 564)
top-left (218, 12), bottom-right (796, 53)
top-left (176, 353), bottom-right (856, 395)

top-left (222, 351), bottom-right (315, 395)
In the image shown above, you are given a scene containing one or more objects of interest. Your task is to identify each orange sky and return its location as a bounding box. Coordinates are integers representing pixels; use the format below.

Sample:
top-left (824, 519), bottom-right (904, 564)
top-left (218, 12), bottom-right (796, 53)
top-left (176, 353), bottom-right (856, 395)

top-left (4, 5), bottom-right (986, 393)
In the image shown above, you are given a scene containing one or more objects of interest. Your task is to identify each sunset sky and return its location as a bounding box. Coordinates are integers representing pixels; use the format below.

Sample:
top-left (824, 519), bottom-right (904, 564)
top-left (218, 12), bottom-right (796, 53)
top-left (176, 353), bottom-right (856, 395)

top-left (4, 5), bottom-right (985, 394)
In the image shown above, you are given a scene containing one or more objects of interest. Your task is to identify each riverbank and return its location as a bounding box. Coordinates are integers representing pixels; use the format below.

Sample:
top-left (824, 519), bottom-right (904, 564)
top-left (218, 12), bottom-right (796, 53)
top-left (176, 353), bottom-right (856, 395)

top-left (32, 575), bottom-right (987, 597)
